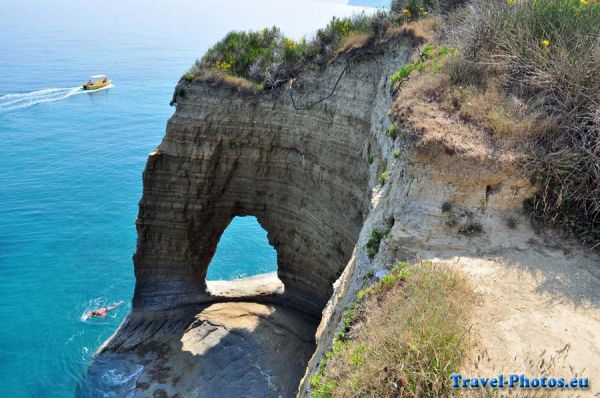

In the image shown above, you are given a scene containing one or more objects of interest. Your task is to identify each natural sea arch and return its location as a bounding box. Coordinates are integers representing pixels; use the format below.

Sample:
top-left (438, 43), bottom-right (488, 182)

top-left (206, 216), bottom-right (277, 281)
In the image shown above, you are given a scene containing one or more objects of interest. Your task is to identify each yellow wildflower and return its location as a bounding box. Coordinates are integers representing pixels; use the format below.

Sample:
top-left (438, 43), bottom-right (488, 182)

top-left (580, 0), bottom-right (589, 4)
top-left (506, 0), bottom-right (518, 4)
top-left (402, 8), bottom-right (412, 17)
top-left (541, 39), bottom-right (550, 48)
top-left (216, 60), bottom-right (231, 71)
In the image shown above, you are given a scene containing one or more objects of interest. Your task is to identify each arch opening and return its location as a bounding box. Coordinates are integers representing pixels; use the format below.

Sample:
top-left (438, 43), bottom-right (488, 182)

top-left (206, 216), bottom-right (278, 281)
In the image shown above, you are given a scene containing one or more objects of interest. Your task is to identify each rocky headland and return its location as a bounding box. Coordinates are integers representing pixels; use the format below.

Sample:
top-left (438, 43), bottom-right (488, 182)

top-left (84, 30), bottom-right (600, 398)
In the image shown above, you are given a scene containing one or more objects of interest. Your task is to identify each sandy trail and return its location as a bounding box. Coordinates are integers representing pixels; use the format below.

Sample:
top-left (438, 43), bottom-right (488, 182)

top-left (446, 243), bottom-right (600, 397)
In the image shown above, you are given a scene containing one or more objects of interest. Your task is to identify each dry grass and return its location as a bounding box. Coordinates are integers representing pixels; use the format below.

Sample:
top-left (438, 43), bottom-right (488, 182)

top-left (387, 1), bottom-right (600, 246)
top-left (449, 0), bottom-right (600, 246)
top-left (401, 16), bottom-right (443, 43)
top-left (391, 72), bottom-right (505, 161)
top-left (389, 52), bottom-right (543, 164)
top-left (197, 70), bottom-right (262, 95)
top-left (382, 16), bottom-right (442, 47)
top-left (444, 85), bottom-right (541, 139)
top-left (310, 261), bottom-right (476, 398)
top-left (338, 33), bottom-right (372, 54)
top-left (443, 56), bottom-right (546, 142)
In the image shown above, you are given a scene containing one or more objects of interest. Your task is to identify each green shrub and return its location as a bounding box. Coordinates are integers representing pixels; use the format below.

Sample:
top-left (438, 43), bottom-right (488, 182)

top-left (381, 274), bottom-right (396, 284)
top-left (190, 27), bottom-right (297, 88)
top-left (387, 124), bottom-right (398, 139)
top-left (349, 345), bottom-right (367, 367)
top-left (310, 369), bottom-right (336, 398)
top-left (393, 150), bottom-right (401, 159)
top-left (378, 170), bottom-right (390, 185)
top-left (342, 306), bottom-right (356, 332)
top-left (452, 0), bottom-right (600, 246)
top-left (367, 155), bottom-right (375, 164)
top-left (186, 10), bottom-right (393, 90)
top-left (366, 228), bottom-right (390, 258)
top-left (356, 286), bottom-right (372, 302)
top-left (420, 43), bottom-right (435, 58)
top-left (391, 261), bottom-right (409, 272)
top-left (390, 63), bottom-right (416, 86)
top-left (391, 43), bottom-right (455, 88)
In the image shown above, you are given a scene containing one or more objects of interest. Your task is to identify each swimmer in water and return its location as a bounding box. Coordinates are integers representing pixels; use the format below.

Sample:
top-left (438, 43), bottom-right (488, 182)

top-left (85, 301), bottom-right (124, 319)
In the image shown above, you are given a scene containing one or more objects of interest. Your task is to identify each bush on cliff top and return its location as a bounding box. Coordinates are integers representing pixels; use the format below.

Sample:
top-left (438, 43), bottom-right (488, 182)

top-left (310, 261), bottom-right (474, 397)
top-left (183, 6), bottom-right (422, 90)
top-left (181, 0), bottom-right (463, 90)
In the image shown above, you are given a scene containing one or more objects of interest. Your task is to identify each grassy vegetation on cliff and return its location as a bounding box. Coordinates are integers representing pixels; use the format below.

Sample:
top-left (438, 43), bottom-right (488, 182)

top-left (183, 11), bottom-right (397, 90)
top-left (365, 227), bottom-right (390, 258)
top-left (388, 0), bottom-right (600, 246)
top-left (449, 0), bottom-right (600, 245)
top-left (391, 0), bottom-right (468, 19)
top-left (181, 0), bottom-right (465, 91)
top-left (181, 2), bottom-right (458, 90)
top-left (310, 261), bottom-right (475, 397)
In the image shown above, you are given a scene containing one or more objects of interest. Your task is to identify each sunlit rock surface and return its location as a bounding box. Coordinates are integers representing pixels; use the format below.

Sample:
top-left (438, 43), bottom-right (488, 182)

top-left (87, 38), bottom-right (415, 397)
top-left (82, 274), bottom-right (317, 398)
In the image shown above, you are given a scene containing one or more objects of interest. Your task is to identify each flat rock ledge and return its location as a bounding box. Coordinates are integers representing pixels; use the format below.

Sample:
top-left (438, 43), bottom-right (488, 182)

top-left (81, 274), bottom-right (317, 398)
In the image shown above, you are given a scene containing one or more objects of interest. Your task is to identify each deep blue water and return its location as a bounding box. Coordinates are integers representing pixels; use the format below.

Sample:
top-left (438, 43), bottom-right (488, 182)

top-left (0, 0), bottom-right (373, 396)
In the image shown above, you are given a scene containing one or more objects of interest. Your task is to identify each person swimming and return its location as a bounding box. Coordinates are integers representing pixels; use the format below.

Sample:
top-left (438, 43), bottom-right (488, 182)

top-left (84, 301), bottom-right (123, 319)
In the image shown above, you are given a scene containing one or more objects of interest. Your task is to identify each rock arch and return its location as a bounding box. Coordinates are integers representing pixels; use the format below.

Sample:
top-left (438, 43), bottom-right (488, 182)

top-left (205, 216), bottom-right (276, 281)
top-left (131, 50), bottom-right (396, 316)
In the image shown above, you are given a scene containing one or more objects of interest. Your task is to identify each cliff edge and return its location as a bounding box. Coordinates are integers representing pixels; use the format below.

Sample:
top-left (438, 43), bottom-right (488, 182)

top-left (84, 31), bottom-right (600, 398)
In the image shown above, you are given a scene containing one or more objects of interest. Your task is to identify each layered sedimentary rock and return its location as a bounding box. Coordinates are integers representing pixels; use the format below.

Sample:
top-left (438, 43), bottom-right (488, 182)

top-left (133, 39), bottom-right (414, 316)
top-left (86, 38), bottom-right (415, 398)
top-left (90, 31), bottom-right (600, 397)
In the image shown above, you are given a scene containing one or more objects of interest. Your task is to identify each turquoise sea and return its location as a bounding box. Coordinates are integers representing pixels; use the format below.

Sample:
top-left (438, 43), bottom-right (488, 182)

top-left (0, 0), bottom-right (376, 396)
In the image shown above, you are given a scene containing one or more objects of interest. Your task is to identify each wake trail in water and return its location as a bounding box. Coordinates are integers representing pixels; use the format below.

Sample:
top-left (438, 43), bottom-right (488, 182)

top-left (0, 84), bottom-right (113, 113)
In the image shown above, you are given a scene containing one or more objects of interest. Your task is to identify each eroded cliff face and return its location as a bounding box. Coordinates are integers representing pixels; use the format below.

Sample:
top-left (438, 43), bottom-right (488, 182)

top-left (85, 38), bottom-right (417, 398)
top-left (133, 39), bottom-right (413, 317)
top-left (89, 33), bottom-right (600, 398)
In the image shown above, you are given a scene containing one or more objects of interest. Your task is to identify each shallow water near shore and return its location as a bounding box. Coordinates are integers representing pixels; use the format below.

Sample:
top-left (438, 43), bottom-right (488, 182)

top-left (0, 1), bottom-right (375, 396)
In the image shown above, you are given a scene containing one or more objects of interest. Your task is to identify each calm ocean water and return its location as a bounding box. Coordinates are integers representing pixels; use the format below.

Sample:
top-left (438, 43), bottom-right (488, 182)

top-left (0, 0), bottom-right (375, 396)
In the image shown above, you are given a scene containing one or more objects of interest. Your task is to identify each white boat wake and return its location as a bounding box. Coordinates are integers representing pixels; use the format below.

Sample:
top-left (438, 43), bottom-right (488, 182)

top-left (0, 84), bottom-right (113, 113)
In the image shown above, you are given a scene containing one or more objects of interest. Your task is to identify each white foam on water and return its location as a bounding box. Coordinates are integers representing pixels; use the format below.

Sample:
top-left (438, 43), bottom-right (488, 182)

top-left (101, 366), bottom-right (144, 387)
top-left (0, 84), bottom-right (113, 113)
top-left (98, 365), bottom-right (144, 398)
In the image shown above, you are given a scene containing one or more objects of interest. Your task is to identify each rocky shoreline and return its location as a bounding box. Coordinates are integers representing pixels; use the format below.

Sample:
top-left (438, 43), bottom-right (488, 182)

top-left (83, 273), bottom-right (317, 398)
top-left (86, 32), bottom-right (600, 397)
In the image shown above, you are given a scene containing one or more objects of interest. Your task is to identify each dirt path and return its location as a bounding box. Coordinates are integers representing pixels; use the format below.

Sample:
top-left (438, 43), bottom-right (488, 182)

top-left (447, 243), bottom-right (600, 397)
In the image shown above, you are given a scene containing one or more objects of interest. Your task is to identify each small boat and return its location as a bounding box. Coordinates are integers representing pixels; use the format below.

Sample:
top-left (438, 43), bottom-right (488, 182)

top-left (82, 74), bottom-right (111, 90)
